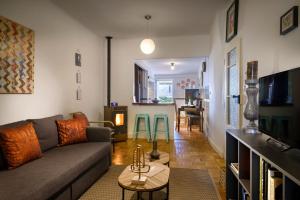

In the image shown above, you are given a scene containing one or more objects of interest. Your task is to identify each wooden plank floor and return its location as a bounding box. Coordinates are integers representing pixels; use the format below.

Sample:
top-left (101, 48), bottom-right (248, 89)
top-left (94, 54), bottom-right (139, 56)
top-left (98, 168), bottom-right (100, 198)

top-left (112, 126), bottom-right (226, 199)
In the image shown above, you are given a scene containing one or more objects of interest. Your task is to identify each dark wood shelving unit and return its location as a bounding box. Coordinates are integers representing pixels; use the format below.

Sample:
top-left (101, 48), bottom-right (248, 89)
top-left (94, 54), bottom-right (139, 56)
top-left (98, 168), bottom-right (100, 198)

top-left (226, 129), bottom-right (300, 200)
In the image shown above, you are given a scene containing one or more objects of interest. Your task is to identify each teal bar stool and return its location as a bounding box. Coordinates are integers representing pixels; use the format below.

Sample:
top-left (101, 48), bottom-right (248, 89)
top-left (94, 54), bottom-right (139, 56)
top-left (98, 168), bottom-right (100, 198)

top-left (133, 114), bottom-right (151, 142)
top-left (153, 114), bottom-right (170, 143)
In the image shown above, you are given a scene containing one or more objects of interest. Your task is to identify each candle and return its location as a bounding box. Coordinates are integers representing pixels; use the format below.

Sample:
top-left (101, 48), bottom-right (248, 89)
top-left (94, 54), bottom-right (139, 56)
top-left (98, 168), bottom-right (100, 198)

top-left (247, 61), bottom-right (258, 80)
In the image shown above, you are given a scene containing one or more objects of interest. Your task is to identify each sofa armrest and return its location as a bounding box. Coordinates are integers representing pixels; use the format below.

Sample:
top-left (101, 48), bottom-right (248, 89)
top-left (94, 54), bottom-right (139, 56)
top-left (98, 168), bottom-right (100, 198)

top-left (86, 127), bottom-right (112, 143)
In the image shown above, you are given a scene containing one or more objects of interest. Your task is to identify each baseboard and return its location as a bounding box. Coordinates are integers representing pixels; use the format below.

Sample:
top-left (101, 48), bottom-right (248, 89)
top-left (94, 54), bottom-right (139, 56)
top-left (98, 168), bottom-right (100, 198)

top-left (208, 136), bottom-right (224, 158)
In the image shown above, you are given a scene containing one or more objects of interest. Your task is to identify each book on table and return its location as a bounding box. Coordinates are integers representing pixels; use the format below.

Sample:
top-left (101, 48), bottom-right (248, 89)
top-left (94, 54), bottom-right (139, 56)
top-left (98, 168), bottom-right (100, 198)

top-left (230, 163), bottom-right (239, 175)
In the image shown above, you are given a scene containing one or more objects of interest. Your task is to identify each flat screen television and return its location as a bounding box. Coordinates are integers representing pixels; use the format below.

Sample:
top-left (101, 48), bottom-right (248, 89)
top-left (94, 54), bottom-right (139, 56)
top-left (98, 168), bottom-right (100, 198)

top-left (259, 67), bottom-right (300, 148)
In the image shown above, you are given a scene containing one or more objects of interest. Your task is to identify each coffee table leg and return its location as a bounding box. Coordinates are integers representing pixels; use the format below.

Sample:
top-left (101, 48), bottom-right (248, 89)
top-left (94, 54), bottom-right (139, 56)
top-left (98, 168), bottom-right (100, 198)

top-left (137, 191), bottom-right (140, 200)
top-left (149, 191), bottom-right (153, 200)
top-left (122, 188), bottom-right (125, 200)
top-left (166, 182), bottom-right (169, 200)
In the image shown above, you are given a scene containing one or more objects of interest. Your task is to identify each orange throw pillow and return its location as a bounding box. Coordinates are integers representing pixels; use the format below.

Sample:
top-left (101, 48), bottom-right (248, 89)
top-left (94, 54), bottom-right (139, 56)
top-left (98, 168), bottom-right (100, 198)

top-left (56, 118), bottom-right (87, 146)
top-left (73, 112), bottom-right (89, 127)
top-left (0, 123), bottom-right (42, 169)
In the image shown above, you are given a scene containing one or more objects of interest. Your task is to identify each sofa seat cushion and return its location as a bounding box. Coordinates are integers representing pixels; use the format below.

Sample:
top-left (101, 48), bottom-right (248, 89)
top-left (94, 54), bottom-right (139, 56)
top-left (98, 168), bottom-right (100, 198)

top-left (0, 142), bottom-right (111, 200)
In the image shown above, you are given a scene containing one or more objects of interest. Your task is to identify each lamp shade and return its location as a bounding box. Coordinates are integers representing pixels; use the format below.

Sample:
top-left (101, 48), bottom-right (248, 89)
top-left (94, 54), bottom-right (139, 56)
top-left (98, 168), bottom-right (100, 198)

top-left (140, 38), bottom-right (155, 55)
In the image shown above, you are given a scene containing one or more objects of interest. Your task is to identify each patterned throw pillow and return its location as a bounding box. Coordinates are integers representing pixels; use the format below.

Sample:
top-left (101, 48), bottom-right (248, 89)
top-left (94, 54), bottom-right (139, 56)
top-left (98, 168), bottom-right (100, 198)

top-left (72, 112), bottom-right (89, 127)
top-left (56, 118), bottom-right (87, 146)
top-left (0, 123), bottom-right (42, 169)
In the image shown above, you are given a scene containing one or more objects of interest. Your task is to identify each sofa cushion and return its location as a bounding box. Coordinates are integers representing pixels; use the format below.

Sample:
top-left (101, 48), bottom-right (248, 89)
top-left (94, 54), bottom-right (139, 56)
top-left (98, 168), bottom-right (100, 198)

top-left (56, 118), bottom-right (88, 146)
top-left (0, 121), bottom-right (28, 170)
top-left (27, 115), bottom-right (63, 152)
top-left (0, 123), bottom-right (42, 169)
top-left (73, 112), bottom-right (89, 127)
top-left (0, 142), bottom-right (111, 200)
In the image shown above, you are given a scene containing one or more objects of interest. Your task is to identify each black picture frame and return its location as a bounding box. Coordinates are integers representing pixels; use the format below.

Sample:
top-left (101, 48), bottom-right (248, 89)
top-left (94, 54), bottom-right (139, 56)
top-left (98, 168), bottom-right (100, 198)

top-left (75, 53), bottom-right (81, 67)
top-left (280, 6), bottom-right (298, 35)
top-left (226, 0), bottom-right (239, 43)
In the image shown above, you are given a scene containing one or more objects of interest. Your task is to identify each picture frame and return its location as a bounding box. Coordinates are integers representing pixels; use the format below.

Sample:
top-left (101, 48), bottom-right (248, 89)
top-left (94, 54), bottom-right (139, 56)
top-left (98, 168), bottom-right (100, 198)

top-left (75, 52), bottom-right (81, 66)
top-left (226, 0), bottom-right (239, 43)
top-left (76, 71), bottom-right (81, 84)
top-left (280, 6), bottom-right (298, 35)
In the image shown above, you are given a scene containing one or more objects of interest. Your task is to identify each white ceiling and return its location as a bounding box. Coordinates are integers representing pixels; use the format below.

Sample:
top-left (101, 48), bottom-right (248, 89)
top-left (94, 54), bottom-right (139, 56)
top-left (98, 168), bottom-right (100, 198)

top-left (135, 57), bottom-right (205, 75)
top-left (52, 0), bottom-right (224, 38)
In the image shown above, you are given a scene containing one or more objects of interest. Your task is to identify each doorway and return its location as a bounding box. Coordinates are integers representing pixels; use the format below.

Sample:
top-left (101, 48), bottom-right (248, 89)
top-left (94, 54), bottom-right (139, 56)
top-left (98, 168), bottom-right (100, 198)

top-left (225, 38), bottom-right (242, 129)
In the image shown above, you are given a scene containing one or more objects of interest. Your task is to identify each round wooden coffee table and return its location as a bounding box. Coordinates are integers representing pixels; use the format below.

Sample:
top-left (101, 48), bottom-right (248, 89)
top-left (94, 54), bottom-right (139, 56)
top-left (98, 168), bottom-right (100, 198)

top-left (145, 151), bottom-right (170, 166)
top-left (118, 163), bottom-right (170, 200)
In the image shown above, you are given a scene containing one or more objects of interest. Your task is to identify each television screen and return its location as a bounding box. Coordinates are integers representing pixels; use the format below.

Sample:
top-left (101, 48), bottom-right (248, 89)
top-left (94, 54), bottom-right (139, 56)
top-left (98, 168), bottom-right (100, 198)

top-left (259, 67), bottom-right (300, 148)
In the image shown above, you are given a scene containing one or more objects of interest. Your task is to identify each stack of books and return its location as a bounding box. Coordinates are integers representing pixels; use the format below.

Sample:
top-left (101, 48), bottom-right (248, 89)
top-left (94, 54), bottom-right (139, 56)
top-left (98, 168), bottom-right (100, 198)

top-left (260, 159), bottom-right (283, 200)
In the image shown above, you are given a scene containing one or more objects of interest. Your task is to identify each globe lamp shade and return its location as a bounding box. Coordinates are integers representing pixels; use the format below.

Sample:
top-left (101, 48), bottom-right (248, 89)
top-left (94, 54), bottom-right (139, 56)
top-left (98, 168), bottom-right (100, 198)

top-left (140, 38), bottom-right (155, 55)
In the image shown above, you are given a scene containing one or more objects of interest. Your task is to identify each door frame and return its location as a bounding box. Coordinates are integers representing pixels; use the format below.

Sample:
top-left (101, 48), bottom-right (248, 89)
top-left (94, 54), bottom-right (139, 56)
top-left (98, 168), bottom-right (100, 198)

top-left (224, 37), bottom-right (243, 129)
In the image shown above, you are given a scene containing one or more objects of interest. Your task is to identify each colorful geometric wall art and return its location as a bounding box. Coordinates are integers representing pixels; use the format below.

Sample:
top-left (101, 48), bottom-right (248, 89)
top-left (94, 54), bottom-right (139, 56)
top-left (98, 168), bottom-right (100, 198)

top-left (0, 16), bottom-right (34, 94)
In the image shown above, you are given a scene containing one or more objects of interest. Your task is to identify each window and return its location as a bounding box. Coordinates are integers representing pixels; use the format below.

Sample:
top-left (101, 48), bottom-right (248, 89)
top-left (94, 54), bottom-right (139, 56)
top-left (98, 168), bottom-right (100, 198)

top-left (156, 80), bottom-right (173, 103)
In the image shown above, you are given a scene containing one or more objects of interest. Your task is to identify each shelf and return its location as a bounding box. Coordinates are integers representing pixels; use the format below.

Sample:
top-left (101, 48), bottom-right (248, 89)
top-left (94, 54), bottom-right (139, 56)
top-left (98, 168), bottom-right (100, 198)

top-left (229, 164), bottom-right (250, 195)
top-left (240, 179), bottom-right (250, 195)
top-left (227, 129), bottom-right (300, 200)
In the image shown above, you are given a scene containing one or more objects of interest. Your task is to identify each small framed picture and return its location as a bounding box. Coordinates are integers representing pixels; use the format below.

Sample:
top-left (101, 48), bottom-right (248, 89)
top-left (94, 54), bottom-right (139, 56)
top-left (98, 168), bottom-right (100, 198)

top-left (280, 6), bottom-right (298, 35)
top-left (226, 0), bottom-right (239, 43)
top-left (76, 87), bottom-right (82, 100)
top-left (76, 71), bottom-right (81, 84)
top-left (75, 53), bottom-right (81, 66)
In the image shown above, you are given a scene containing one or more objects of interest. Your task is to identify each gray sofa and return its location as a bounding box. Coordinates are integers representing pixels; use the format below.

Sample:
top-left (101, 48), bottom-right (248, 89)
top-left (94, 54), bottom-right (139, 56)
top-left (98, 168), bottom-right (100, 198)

top-left (0, 115), bottom-right (112, 200)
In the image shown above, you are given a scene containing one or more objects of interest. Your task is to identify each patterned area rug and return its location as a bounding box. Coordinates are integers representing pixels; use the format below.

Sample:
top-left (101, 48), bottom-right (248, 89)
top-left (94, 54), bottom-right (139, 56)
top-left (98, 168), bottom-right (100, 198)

top-left (80, 165), bottom-right (220, 200)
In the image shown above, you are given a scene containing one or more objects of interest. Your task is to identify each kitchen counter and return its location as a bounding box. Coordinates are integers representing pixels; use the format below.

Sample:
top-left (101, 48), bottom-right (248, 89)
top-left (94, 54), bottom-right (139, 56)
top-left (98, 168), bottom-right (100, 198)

top-left (132, 102), bottom-right (175, 106)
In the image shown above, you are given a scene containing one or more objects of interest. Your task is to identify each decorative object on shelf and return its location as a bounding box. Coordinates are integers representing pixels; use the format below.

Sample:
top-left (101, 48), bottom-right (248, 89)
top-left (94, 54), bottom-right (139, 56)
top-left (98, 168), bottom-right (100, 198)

top-left (75, 52), bottom-right (81, 66)
top-left (140, 15), bottom-right (155, 55)
top-left (244, 61), bottom-right (259, 134)
top-left (226, 0), bottom-right (239, 43)
top-left (110, 101), bottom-right (118, 107)
top-left (130, 144), bottom-right (150, 184)
top-left (280, 6), bottom-right (298, 35)
top-left (151, 98), bottom-right (159, 104)
top-left (0, 16), bottom-right (34, 94)
top-left (150, 140), bottom-right (160, 160)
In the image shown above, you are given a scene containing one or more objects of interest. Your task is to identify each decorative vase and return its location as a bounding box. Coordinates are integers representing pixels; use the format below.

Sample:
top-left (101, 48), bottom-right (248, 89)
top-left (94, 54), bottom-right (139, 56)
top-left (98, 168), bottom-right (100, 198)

top-left (244, 79), bottom-right (259, 134)
top-left (150, 140), bottom-right (160, 160)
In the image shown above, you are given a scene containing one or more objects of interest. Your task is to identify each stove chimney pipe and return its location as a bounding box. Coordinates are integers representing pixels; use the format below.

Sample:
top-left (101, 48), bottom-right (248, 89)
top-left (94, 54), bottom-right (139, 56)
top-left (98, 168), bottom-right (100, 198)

top-left (106, 36), bottom-right (112, 107)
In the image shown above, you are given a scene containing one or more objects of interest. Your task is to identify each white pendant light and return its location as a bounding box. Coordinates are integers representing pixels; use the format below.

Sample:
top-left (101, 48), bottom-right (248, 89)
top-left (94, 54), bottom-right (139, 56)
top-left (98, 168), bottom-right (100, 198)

top-left (140, 15), bottom-right (155, 55)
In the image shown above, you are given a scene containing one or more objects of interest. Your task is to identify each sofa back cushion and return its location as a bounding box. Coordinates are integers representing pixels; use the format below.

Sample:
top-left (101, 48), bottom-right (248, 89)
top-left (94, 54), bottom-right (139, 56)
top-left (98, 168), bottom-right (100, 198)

top-left (0, 123), bottom-right (42, 169)
top-left (27, 115), bottom-right (63, 152)
top-left (0, 121), bottom-right (29, 170)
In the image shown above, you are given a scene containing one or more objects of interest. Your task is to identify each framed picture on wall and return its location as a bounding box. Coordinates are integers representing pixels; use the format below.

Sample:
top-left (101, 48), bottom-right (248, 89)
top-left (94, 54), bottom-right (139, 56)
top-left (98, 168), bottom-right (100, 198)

top-left (280, 6), bottom-right (298, 35)
top-left (226, 0), bottom-right (239, 43)
top-left (75, 52), bottom-right (81, 66)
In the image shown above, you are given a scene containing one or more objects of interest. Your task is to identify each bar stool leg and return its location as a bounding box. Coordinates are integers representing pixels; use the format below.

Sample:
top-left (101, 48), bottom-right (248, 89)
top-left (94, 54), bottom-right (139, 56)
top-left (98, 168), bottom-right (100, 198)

top-left (134, 116), bottom-right (139, 140)
top-left (164, 116), bottom-right (170, 143)
top-left (145, 115), bottom-right (151, 142)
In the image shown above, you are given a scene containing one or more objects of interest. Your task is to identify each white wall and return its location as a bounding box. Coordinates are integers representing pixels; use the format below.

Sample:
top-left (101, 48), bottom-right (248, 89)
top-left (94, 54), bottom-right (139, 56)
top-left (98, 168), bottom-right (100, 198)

top-left (207, 8), bottom-right (227, 156)
top-left (0, 0), bottom-right (105, 124)
top-left (155, 73), bottom-right (200, 98)
top-left (208, 0), bottom-right (300, 156)
top-left (110, 35), bottom-right (210, 139)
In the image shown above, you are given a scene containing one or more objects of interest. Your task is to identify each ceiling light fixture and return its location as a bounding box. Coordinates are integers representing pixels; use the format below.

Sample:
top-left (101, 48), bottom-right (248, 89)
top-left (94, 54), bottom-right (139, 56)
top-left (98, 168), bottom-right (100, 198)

top-left (140, 15), bottom-right (155, 55)
top-left (170, 62), bottom-right (175, 70)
